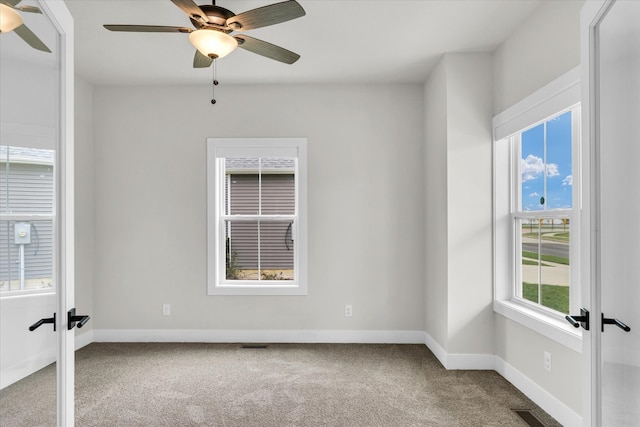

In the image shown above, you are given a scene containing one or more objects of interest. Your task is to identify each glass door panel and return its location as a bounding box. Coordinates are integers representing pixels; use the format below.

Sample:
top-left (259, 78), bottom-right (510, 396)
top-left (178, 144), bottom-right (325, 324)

top-left (598, 1), bottom-right (640, 425)
top-left (0, 1), bottom-right (62, 424)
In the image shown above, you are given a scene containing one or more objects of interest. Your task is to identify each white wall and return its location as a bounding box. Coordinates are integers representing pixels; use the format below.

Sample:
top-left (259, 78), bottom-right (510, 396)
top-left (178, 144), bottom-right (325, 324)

top-left (444, 54), bottom-right (494, 355)
top-left (91, 84), bottom-right (426, 334)
top-left (491, 0), bottom-right (585, 417)
top-left (423, 54), bottom-right (494, 359)
top-left (74, 76), bottom-right (94, 339)
top-left (423, 59), bottom-right (448, 347)
top-left (493, 0), bottom-right (585, 114)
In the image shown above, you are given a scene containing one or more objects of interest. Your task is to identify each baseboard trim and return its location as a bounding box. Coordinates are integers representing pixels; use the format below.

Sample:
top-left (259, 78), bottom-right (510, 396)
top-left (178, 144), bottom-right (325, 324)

top-left (0, 355), bottom-right (55, 389)
top-left (422, 331), bottom-right (494, 370)
top-left (92, 329), bottom-right (426, 344)
top-left (422, 331), bottom-right (448, 367)
top-left (494, 356), bottom-right (582, 427)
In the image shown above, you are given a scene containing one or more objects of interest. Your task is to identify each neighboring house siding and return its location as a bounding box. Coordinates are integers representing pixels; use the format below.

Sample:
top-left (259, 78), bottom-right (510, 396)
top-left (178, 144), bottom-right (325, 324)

top-left (227, 174), bottom-right (294, 270)
top-left (0, 162), bottom-right (54, 282)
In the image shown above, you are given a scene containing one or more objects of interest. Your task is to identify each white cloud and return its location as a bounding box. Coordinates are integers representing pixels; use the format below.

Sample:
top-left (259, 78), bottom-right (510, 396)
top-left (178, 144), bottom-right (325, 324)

top-left (547, 163), bottom-right (559, 178)
top-left (521, 154), bottom-right (559, 181)
top-left (529, 192), bottom-right (540, 197)
top-left (563, 175), bottom-right (573, 186)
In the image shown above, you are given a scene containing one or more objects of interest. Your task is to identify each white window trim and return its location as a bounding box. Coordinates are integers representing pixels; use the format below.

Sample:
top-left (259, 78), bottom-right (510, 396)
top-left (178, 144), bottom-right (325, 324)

top-left (206, 138), bottom-right (308, 296)
top-left (493, 67), bottom-right (582, 352)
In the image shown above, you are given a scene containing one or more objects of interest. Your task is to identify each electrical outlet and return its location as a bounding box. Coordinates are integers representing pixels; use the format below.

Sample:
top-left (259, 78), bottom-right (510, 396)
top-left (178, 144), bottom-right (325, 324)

top-left (544, 351), bottom-right (551, 372)
top-left (163, 304), bottom-right (171, 316)
top-left (345, 305), bottom-right (352, 317)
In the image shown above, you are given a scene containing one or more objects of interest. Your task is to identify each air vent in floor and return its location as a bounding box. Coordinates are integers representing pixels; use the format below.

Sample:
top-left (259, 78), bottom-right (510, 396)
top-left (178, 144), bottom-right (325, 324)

top-left (513, 409), bottom-right (546, 427)
top-left (241, 344), bottom-right (269, 349)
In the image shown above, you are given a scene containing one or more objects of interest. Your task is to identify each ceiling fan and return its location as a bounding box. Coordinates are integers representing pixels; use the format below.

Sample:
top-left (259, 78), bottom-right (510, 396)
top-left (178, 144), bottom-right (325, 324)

top-left (103, 0), bottom-right (306, 69)
top-left (0, 0), bottom-right (51, 52)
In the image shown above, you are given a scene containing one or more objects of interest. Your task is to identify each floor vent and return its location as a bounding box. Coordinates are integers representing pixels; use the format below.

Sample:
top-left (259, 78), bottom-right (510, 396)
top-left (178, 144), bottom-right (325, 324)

top-left (513, 409), bottom-right (546, 427)
top-left (241, 344), bottom-right (269, 349)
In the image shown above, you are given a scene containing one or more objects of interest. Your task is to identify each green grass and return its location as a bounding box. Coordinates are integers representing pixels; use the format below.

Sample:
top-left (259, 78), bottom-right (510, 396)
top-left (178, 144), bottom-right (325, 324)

top-left (522, 282), bottom-right (569, 314)
top-left (542, 232), bottom-right (570, 243)
top-left (522, 250), bottom-right (569, 265)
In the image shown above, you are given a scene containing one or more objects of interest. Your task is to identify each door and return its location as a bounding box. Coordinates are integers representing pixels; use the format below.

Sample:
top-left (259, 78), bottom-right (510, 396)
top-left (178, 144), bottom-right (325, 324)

top-left (0, 1), bottom-right (76, 425)
top-left (581, 0), bottom-right (640, 425)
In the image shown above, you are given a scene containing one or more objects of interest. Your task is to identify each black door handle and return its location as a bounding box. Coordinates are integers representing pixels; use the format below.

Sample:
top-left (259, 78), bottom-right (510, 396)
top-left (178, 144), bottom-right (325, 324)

top-left (29, 313), bottom-right (56, 332)
top-left (602, 313), bottom-right (631, 332)
top-left (565, 308), bottom-right (589, 330)
top-left (68, 308), bottom-right (90, 330)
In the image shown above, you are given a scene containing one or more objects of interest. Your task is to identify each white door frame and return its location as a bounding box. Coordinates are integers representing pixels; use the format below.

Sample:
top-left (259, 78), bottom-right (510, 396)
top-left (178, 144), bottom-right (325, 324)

top-left (580, 1), bottom-right (616, 425)
top-left (37, 1), bottom-right (75, 425)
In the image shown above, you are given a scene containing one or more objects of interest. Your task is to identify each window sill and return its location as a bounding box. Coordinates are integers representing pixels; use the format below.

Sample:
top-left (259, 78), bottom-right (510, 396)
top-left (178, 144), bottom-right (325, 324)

top-left (208, 284), bottom-right (307, 296)
top-left (1, 289), bottom-right (56, 299)
top-left (494, 300), bottom-right (582, 353)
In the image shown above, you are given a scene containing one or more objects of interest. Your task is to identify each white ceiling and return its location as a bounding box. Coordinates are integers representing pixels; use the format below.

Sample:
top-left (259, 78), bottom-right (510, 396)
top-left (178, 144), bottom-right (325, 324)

top-left (61, 0), bottom-right (542, 86)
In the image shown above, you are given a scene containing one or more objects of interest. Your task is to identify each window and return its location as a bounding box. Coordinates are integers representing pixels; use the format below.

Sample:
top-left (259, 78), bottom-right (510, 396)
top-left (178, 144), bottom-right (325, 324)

top-left (207, 138), bottom-right (307, 295)
top-left (493, 67), bottom-right (581, 350)
top-left (512, 109), bottom-right (577, 314)
top-left (0, 146), bottom-right (56, 295)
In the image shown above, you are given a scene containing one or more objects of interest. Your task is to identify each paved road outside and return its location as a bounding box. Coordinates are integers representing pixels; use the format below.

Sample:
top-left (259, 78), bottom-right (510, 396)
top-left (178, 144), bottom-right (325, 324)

top-left (522, 241), bottom-right (569, 259)
top-left (521, 237), bottom-right (570, 286)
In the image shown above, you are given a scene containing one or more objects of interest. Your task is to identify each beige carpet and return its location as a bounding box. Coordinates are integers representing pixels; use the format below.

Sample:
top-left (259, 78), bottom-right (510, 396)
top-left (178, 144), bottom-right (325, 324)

top-left (0, 343), bottom-right (561, 426)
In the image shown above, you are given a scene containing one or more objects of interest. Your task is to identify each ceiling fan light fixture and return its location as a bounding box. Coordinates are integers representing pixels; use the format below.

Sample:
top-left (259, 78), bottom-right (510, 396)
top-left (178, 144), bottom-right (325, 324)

top-left (189, 29), bottom-right (237, 59)
top-left (0, 3), bottom-right (24, 33)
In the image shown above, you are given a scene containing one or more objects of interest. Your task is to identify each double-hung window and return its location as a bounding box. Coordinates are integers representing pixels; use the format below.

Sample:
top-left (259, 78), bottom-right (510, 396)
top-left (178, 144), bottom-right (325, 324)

top-left (512, 110), bottom-right (578, 315)
top-left (493, 68), bottom-right (581, 349)
top-left (207, 138), bottom-right (307, 295)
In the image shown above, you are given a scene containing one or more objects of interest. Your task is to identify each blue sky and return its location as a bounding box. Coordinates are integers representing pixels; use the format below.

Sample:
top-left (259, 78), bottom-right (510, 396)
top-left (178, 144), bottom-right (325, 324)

top-left (521, 111), bottom-right (572, 211)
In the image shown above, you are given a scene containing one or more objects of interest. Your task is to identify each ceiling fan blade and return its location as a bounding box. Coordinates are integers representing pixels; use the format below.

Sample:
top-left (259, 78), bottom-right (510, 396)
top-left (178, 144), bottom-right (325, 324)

top-left (171, 0), bottom-right (208, 23)
top-left (13, 24), bottom-right (50, 52)
top-left (227, 0), bottom-right (305, 31)
top-left (1, 0), bottom-right (22, 7)
top-left (234, 35), bottom-right (300, 64)
top-left (15, 5), bottom-right (41, 13)
top-left (103, 25), bottom-right (192, 33)
top-left (193, 50), bottom-right (213, 68)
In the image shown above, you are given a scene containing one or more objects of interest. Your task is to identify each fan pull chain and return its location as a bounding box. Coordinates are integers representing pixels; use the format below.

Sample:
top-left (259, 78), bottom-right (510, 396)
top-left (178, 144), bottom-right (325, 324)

top-left (211, 59), bottom-right (219, 105)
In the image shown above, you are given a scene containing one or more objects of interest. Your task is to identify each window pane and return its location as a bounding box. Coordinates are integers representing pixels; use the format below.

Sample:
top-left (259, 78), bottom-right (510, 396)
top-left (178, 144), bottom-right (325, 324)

top-left (0, 146), bottom-right (54, 214)
top-left (546, 111), bottom-right (572, 210)
top-left (226, 220), bottom-right (258, 280)
top-left (519, 112), bottom-right (572, 212)
top-left (260, 158), bottom-right (295, 215)
top-left (260, 221), bottom-right (294, 280)
top-left (225, 158), bottom-right (295, 215)
top-left (0, 220), bottom-right (54, 293)
top-left (261, 174), bottom-right (295, 215)
top-left (225, 158), bottom-right (259, 215)
top-left (227, 174), bottom-right (259, 215)
top-left (521, 124), bottom-right (545, 211)
top-left (519, 218), bottom-right (570, 314)
top-left (521, 218), bottom-right (541, 304)
top-left (539, 219), bottom-right (570, 313)
top-left (225, 220), bottom-right (294, 281)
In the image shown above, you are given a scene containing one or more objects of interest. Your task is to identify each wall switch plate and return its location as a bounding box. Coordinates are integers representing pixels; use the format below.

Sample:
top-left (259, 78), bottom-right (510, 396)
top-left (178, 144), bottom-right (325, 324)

top-left (345, 305), bottom-right (352, 317)
top-left (544, 351), bottom-right (551, 372)
top-left (163, 304), bottom-right (171, 316)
